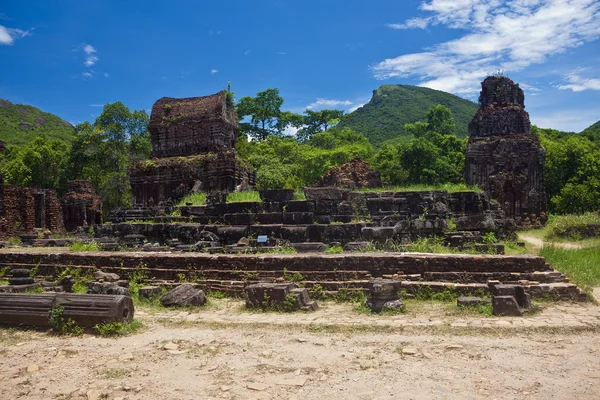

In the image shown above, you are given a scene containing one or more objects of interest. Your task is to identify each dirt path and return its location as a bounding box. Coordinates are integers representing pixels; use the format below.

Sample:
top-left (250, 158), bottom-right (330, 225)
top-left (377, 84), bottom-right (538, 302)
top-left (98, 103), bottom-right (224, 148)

top-left (2, 302), bottom-right (600, 400)
top-left (519, 234), bottom-right (583, 251)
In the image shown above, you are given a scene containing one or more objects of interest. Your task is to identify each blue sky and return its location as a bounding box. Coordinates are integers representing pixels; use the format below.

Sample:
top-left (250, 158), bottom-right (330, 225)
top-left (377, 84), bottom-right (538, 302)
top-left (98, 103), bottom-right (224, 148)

top-left (1, 0), bottom-right (599, 133)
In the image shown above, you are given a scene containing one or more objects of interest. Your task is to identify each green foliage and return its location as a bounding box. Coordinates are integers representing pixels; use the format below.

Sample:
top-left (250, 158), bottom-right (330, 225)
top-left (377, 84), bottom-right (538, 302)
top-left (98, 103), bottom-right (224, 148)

top-left (544, 213), bottom-right (600, 240)
top-left (1, 136), bottom-right (69, 190)
top-left (93, 320), bottom-right (143, 337)
top-left (177, 192), bottom-right (207, 206)
top-left (61, 102), bottom-right (151, 212)
top-left (482, 232), bottom-right (497, 244)
top-left (325, 244), bottom-right (344, 254)
top-left (227, 190), bottom-right (261, 203)
top-left (0, 99), bottom-right (76, 147)
top-left (297, 109), bottom-right (345, 142)
top-left (411, 285), bottom-right (458, 302)
top-left (24, 286), bottom-right (44, 294)
top-left (49, 305), bottom-right (84, 335)
top-left (7, 236), bottom-right (22, 246)
top-left (208, 290), bottom-right (227, 299)
top-left (540, 246), bottom-right (600, 293)
top-left (282, 268), bottom-right (304, 282)
top-left (128, 262), bottom-right (148, 302)
top-left (337, 84), bottom-right (478, 145)
top-left (409, 237), bottom-right (451, 253)
top-left (308, 284), bottom-right (329, 301)
top-left (236, 88), bottom-right (294, 140)
top-left (581, 120), bottom-right (600, 143)
top-left (371, 105), bottom-right (466, 186)
top-left (70, 241), bottom-right (100, 252)
top-left (239, 127), bottom-right (373, 190)
top-left (535, 125), bottom-right (600, 214)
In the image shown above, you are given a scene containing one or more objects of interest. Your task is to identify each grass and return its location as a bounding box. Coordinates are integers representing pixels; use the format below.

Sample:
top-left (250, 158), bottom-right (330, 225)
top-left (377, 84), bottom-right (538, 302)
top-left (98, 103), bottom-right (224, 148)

top-left (93, 320), bottom-right (144, 337)
top-left (177, 192), bottom-right (207, 206)
top-left (70, 241), bottom-right (100, 252)
top-left (540, 246), bottom-right (600, 292)
top-left (354, 183), bottom-right (481, 193)
top-left (227, 190), bottom-right (261, 203)
top-left (544, 212), bottom-right (600, 240)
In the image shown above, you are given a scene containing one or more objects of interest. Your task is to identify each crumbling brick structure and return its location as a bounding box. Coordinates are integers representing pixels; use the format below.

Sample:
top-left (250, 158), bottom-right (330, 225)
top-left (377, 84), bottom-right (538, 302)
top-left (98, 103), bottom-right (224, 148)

top-left (61, 180), bottom-right (103, 231)
top-left (314, 156), bottom-right (382, 189)
top-left (0, 185), bottom-right (64, 238)
top-left (465, 76), bottom-right (546, 228)
top-left (129, 91), bottom-right (254, 205)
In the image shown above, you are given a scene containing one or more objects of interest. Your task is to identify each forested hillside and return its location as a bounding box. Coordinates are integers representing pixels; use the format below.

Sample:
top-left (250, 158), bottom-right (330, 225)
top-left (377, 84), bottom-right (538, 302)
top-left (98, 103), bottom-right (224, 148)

top-left (581, 120), bottom-right (600, 142)
top-left (0, 99), bottom-right (76, 146)
top-left (338, 85), bottom-right (478, 145)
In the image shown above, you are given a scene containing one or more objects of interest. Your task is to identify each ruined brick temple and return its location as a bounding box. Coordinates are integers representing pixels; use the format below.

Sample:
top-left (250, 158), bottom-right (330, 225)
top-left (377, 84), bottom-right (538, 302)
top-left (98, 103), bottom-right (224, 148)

top-left (465, 76), bottom-right (546, 228)
top-left (129, 91), bottom-right (255, 205)
top-left (61, 180), bottom-right (103, 231)
top-left (314, 156), bottom-right (382, 189)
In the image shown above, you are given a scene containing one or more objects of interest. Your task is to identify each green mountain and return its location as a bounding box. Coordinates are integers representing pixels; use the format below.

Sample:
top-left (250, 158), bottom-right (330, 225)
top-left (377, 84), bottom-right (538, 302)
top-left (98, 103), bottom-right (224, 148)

top-left (581, 120), bottom-right (600, 142)
top-left (339, 84), bottom-right (479, 145)
top-left (0, 99), bottom-right (76, 147)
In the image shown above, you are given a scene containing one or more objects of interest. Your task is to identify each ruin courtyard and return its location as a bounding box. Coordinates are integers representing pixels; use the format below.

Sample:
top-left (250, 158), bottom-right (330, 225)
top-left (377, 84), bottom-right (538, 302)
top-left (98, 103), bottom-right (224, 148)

top-left (0, 77), bottom-right (599, 399)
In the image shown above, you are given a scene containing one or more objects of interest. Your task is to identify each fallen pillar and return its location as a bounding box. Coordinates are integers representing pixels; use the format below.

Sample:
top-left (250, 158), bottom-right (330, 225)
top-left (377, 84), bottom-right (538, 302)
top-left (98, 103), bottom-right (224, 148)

top-left (0, 293), bottom-right (134, 327)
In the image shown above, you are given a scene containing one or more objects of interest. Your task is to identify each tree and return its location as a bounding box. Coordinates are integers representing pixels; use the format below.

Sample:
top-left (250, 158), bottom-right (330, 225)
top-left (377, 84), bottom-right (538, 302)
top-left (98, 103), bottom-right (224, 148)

top-left (63, 102), bottom-right (151, 212)
top-left (297, 109), bottom-right (344, 142)
top-left (236, 88), bottom-right (301, 140)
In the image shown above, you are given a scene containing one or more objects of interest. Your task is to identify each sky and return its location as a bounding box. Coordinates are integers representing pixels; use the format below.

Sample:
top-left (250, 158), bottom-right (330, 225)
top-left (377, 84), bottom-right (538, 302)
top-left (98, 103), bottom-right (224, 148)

top-left (1, 0), bottom-right (599, 133)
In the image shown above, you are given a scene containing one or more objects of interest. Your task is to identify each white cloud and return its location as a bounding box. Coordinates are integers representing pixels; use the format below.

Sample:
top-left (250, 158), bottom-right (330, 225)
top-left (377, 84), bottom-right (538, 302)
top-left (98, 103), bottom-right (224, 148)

top-left (89, 104), bottom-right (104, 107)
top-left (81, 43), bottom-right (98, 67)
top-left (81, 72), bottom-right (93, 79)
top-left (276, 51), bottom-right (287, 55)
top-left (373, 0), bottom-right (600, 94)
top-left (210, 69), bottom-right (219, 75)
top-left (103, 72), bottom-right (110, 78)
top-left (557, 70), bottom-right (600, 92)
top-left (306, 98), bottom-right (353, 110)
top-left (347, 103), bottom-right (366, 113)
top-left (386, 17), bottom-right (431, 30)
top-left (244, 49), bottom-right (251, 55)
top-left (0, 25), bottom-right (32, 45)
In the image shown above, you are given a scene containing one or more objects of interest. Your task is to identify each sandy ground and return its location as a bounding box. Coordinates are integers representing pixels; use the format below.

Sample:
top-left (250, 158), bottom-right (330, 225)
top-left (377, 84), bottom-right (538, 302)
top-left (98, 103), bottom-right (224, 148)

top-left (2, 302), bottom-right (600, 400)
top-left (519, 235), bottom-right (583, 251)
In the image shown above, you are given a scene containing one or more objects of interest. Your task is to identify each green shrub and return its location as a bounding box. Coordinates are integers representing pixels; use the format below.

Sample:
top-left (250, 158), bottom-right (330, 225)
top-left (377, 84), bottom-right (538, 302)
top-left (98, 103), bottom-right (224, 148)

top-left (94, 320), bottom-right (143, 337)
top-left (545, 213), bottom-right (600, 240)
top-left (325, 245), bottom-right (344, 254)
top-left (49, 305), bottom-right (84, 335)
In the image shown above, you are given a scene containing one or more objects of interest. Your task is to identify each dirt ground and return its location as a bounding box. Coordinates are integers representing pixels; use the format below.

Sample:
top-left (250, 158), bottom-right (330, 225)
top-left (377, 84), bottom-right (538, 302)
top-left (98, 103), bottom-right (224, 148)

top-left (2, 301), bottom-right (600, 400)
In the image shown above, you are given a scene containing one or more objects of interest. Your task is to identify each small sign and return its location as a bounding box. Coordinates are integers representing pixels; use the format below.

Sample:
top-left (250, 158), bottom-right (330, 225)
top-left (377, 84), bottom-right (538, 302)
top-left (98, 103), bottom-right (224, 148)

top-left (257, 235), bottom-right (268, 243)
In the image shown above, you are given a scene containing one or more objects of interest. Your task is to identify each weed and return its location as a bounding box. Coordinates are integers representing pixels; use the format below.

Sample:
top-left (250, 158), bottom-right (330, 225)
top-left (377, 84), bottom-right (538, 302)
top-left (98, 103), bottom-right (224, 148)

top-left (24, 286), bottom-right (44, 294)
top-left (177, 191), bottom-right (207, 206)
top-left (93, 320), bottom-right (144, 337)
top-left (7, 236), bottom-right (21, 246)
top-left (227, 191), bottom-right (261, 203)
top-left (483, 232), bottom-right (497, 244)
top-left (540, 245), bottom-right (600, 292)
top-left (309, 284), bottom-right (329, 301)
top-left (208, 290), bottom-right (227, 299)
top-left (128, 262), bottom-right (149, 302)
top-left (70, 241), bottom-right (100, 252)
top-left (282, 268), bottom-right (304, 282)
top-left (49, 305), bottom-right (84, 335)
top-left (325, 244), bottom-right (344, 254)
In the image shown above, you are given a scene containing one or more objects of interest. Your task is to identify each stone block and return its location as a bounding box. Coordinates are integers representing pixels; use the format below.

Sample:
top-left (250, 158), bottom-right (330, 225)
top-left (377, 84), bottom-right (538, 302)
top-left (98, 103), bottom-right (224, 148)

top-left (160, 284), bottom-right (206, 307)
top-left (457, 296), bottom-right (491, 307)
top-left (293, 242), bottom-right (327, 253)
top-left (304, 187), bottom-right (346, 201)
top-left (259, 189), bottom-right (294, 202)
top-left (492, 295), bottom-right (523, 316)
top-left (139, 286), bottom-right (163, 300)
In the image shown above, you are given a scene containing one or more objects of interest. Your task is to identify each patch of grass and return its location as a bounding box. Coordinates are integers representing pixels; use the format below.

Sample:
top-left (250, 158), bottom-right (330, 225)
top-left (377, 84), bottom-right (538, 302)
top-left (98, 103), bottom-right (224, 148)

top-left (24, 286), bottom-right (44, 294)
top-left (93, 320), bottom-right (144, 337)
top-left (8, 236), bottom-right (22, 246)
top-left (325, 244), bottom-right (344, 254)
top-left (227, 190), bottom-right (261, 203)
top-left (409, 237), bottom-right (454, 254)
top-left (207, 290), bottom-right (227, 299)
top-left (70, 241), bottom-right (100, 252)
top-left (545, 212), bottom-right (600, 240)
top-left (282, 268), bottom-right (305, 282)
top-left (354, 183), bottom-right (481, 194)
top-left (263, 244), bottom-right (297, 254)
top-left (177, 191), bottom-right (207, 206)
top-left (128, 262), bottom-right (149, 303)
top-left (540, 245), bottom-right (600, 292)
